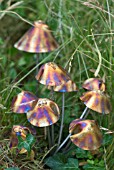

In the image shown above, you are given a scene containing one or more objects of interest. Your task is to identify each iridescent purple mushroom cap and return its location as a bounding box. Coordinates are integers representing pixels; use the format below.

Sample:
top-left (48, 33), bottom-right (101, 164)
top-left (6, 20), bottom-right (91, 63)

top-left (35, 62), bottom-right (71, 86)
top-left (27, 98), bottom-right (60, 127)
top-left (14, 20), bottom-right (59, 53)
top-left (69, 119), bottom-right (102, 150)
top-left (11, 91), bottom-right (38, 114)
top-left (80, 91), bottom-right (111, 114)
top-left (82, 78), bottom-right (105, 91)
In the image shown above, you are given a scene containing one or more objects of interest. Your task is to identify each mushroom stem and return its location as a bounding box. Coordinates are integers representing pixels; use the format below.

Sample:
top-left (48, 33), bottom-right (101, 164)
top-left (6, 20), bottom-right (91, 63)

top-left (51, 125), bottom-right (55, 146)
top-left (50, 87), bottom-right (55, 146)
top-left (54, 106), bottom-right (89, 154)
top-left (80, 106), bottom-right (88, 119)
top-left (58, 92), bottom-right (65, 146)
top-left (54, 133), bottom-right (71, 155)
top-left (47, 127), bottom-right (52, 148)
top-left (36, 53), bottom-right (39, 96)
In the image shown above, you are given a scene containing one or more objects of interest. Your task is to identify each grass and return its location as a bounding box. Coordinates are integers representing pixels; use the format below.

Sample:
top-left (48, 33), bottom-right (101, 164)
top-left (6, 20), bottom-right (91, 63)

top-left (0, 0), bottom-right (114, 169)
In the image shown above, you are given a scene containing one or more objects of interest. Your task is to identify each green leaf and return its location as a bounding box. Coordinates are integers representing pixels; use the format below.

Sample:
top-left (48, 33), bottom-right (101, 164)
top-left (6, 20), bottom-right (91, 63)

top-left (45, 153), bottom-right (67, 170)
top-left (63, 158), bottom-right (80, 170)
top-left (75, 148), bottom-right (87, 158)
top-left (18, 134), bottom-right (35, 154)
top-left (45, 154), bottom-right (80, 170)
top-left (83, 164), bottom-right (105, 170)
top-left (18, 58), bottom-right (26, 66)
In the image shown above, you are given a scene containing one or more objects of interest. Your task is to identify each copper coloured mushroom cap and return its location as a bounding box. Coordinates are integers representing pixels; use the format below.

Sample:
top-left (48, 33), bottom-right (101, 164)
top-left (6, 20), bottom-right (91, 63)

top-left (82, 78), bottom-right (105, 91)
top-left (27, 98), bottom-right (60, 127)
top-left (35, 62), bottom-right (71, 86)
top-left (14, 20), bottom-right (59, 53)
top-left (80, 91), bottom-right (111, 114)
top-left (11, 91), bottom-right (38, 114)
top-left (48, 80), bottom-right (78, 92)
top-left (10, 125), bottom-right (31, 151)
top-left (69, 119), bottom-right (102, 150)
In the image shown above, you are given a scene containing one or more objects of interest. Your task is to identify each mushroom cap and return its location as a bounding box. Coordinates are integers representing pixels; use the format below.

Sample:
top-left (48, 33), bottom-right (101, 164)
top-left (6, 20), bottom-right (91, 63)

top-left (27, 98), bottom-right (60, 127)
top-left (82, 78), bottom-right (105, 91)
top-left (10, 125), bottom-right (31, 152)
top-left (48, 80), bottom-right (78, 92)
top-left (11, 91), bottom-right (38, 113)
top-left (14, 20), bottom-right (59, 53)
top-left (69, 119), bottom-right (102, 150)
top-left (35, 62), bottom-right (71, 86)
top-left (80, 91), bottom-right (111, 114)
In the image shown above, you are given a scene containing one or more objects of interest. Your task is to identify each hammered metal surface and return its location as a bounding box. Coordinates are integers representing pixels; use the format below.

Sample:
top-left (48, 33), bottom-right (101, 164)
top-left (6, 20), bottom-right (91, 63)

top-left (14, 20), bottom-right (58, 53)
top-left (27, 98), bottom-right (60, 127)
top-left (82, 78), bottom-right (105, 91)
top-left (69, 119), bottom-right (102, 150)
top-left (35, 62), bottom-right (71, 86)
top-left (80, 91), bottom-right (111, 114)
top-left (48, 80), bottom-right (78, 92)
top-left (11, 91), bottom-right (38, 113)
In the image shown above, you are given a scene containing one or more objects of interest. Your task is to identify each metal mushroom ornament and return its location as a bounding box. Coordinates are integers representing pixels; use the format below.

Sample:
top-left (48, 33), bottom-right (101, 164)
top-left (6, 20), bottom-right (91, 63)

top-left (27, 98), bottom-right (60, 127)
top-left (14, 20), bottom-right (58, 53)
top-left (54, 119), bottom-right (102, 154)
top-left (69, 119), bottom-right (102, 150)
top-left (80, 78), bottom-right (111, 114)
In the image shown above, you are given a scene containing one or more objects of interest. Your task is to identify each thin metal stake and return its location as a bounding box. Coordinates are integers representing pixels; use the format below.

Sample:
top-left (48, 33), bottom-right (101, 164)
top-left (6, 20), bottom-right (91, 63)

top-left (58, 93), bottom-right (65, 146)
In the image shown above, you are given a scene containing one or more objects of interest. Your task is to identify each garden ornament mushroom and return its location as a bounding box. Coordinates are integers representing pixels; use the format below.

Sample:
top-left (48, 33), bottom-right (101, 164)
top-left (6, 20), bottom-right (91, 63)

top-left (69, 119), bottom-right (102, 150)
top-left (54, 119), bottom-right (102, 154)
top-left (80, 91), bottom-right (111, 114)
top-left (14, 20), bottom-right (59, 53)
top-left (26, 98), bottom-right (60, 127)
top-left (10, 125), bottom-right (32, 154)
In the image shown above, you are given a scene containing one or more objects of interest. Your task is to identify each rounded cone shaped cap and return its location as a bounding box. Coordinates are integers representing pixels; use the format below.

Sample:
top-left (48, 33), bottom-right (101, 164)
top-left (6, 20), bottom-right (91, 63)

top-left (82, 78), bottom-right (105, 91)
top-left (27, 98), bottom-right (60, 127)
top-left (69, 119), bottom-right (102, 150)
top-left (80, 91), bottom-right (111, 114)
top-left (48, 80), bottom-right (78, 92)
top-left (35, 62), bottom-right (71, 86)
top-left (14, 20), bottom-right (59, 53)
top-left (11, 91), bottom-right (38, 113)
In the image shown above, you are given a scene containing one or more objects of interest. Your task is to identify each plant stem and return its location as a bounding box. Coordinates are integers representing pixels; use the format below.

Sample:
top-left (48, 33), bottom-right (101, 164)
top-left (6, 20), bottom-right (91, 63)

top-left (58, 92), bottom-right (65, 146)
top-left (54, 106), bottom-right (89, 154)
